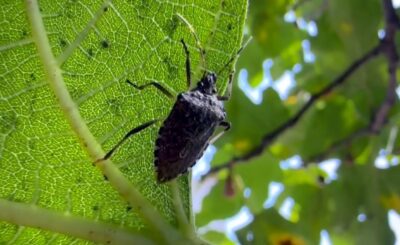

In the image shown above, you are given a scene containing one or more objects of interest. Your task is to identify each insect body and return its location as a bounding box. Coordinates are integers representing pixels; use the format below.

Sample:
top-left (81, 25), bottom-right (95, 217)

top-left (102, 40), bottom-right (233, 182)
top-left (101, 16), bottom-right (250, 182)
top-left (155, 72), bottom-right (230, 182)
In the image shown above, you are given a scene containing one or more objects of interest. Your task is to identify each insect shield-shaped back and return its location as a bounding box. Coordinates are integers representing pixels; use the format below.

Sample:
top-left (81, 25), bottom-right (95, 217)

top-left (100, 14), bottom-right (250, 183)
top-left (155, 72), bottom-right (226, 182)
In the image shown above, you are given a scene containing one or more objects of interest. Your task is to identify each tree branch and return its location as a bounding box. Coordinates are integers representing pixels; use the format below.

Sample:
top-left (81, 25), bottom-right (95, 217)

top-left (206, 44), bottom-right (382, 175)
top-left (371, 0), bottom-right (399, 132)
top-left (206, 0), bottom-right (399, 176)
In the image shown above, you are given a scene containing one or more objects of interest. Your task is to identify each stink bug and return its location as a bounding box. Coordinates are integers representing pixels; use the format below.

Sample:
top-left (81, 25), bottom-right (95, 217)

top-left (102, 14), bottom-right (251, 182)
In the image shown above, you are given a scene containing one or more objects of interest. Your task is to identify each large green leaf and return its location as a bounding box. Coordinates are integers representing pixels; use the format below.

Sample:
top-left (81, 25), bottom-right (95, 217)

top-left (236, 208), bottom-right (316, 245)
top-left (213, 86), bottom-right (290, 157)
top-left (0, 0), bottom-right (247, 243)
top-left (195, 177), bottom-right (244, 227)
top-left (237, 0), bottom-right (304, 85)
top-left (196, 151), bottom-right (282, 227)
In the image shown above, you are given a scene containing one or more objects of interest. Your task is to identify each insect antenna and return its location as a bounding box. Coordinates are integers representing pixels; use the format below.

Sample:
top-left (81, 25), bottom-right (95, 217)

top-left (176, 13), bottom-right (207, 73)
top-left (217, 36), bottom-right (253, 76)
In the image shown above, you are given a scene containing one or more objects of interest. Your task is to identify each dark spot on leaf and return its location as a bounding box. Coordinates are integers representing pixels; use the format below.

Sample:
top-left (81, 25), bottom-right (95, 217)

top-left (227, 23), bottom-right (233, 31)
top-left (103, 175), bottom-right (108, 181)
top-left (69, 88), bottom-right (84, 101)
top-left (92, 205), bottom-right (99, 211)
top-left (60, 39), bottom-right (67, 47)
top-left (163, 57), bottom-right (178, 80)
top-left (126, 206), bottom-right (132, 212)
top-left (101, 40), bottom-right (109, 48)
top-left (164, 15), bottom-right (179, 38)
top-left (103, 6), bottom-right (108, 12)
top-left (28, 139), bottom-right (36, 150)
top-left (106, 99), bottom-right (122, 117)
top-left (27, 92), bottom-right (39, 116)
top-left (221, 0), bottom-right (227, 9)
top-left (0, 111), bottom-right (18, 134)
top-left (87, 48), bottom-right (94, 58)
top-left (139, 0), bottom-right (149, 8)
top-left (22, 30), bottom-right (27, 37)
top-left (30, 73), bottom-right (36, 81)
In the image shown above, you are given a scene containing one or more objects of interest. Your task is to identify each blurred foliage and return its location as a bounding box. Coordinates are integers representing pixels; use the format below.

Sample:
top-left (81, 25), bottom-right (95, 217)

top-left (197, 0), bottom-right (400, 244)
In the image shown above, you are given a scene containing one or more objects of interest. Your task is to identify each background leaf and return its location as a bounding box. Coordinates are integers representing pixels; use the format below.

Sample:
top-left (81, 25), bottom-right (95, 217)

top-left (196, 0), bottom-right (400, 244)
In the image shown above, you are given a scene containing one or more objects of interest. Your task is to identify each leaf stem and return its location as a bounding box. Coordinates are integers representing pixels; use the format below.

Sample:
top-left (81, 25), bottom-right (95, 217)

top-left (0, 199), bottom-right (154, 245)
top-left (169, 179), bottom-right (207, 244)
top-left (169, 180), bottom-right (191, 234)
top-left (24, 0), bottom-right (180, 243)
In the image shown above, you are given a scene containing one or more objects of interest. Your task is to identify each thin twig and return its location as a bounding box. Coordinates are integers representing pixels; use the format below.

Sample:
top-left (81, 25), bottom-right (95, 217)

top-left (371, 0), bottom-right (399, 132)
top-left (305, 0), bottom-right (399, 165)
top-left (206, 0), bottom-right (400, 176)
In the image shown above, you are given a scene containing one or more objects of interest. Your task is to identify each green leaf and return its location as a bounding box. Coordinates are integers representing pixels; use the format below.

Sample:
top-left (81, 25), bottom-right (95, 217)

top-left (235, 152), bottom-right (282, 214)
top-left (215, 86), bottom-right (290, 156)
top-left (236, 208), bottom-right (315, 245)
top-left (201, 231), bottom-right (236, 245)
top-left (277, 95), bottom-right (363, 159)
top-left (195, 176), bottom-right (244, 227)
top-left (237, 0), bottom-right (304, 83)
top-left (325, 164), bottom-right (396, 245)
top-left (0, 0), bottom-right (247, 243)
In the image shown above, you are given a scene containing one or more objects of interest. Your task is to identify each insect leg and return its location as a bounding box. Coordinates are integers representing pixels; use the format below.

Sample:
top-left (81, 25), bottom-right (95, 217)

top-left (216, 37), bottom-right (253, 101)
top-left (101, 119), bottom-right (159, 160)
top-left (125, 79), bottom-right (174, 99)
top-left (217, 72), bottom-right (234, 101)
top-left (209, 121), bottom-right (231, 144)
top-left (180, 39), bottom-right (192, 89)
top-left (217, 37), bottom-right (253, 75)
top-left (176, 13), bottom-right (207, 71)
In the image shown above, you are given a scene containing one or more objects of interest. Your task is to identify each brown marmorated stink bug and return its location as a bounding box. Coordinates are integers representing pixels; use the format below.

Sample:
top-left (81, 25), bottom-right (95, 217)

top-left (101, 14), bottom-right (251, 183)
